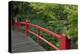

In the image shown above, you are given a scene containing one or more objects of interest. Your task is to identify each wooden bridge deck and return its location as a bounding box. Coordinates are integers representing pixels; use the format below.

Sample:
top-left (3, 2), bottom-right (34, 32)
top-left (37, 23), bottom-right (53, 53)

top-left (11, 30), bottom-right (45, 53)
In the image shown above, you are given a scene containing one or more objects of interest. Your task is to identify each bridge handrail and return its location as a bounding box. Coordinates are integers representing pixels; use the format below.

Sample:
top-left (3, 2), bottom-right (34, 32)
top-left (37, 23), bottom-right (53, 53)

top-left (15, 21), bottom-right (71, 50)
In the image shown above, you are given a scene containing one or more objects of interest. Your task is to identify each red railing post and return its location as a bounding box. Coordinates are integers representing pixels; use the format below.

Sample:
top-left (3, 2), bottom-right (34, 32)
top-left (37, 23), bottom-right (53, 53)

top-left (25, 21), bottom-right (29, 36)
top-left (38, 29), bottom-right (40, 48)
top-left (17, 22), bottom-right (72, 50)
top-left (59, 34), bottom-right (71, 50)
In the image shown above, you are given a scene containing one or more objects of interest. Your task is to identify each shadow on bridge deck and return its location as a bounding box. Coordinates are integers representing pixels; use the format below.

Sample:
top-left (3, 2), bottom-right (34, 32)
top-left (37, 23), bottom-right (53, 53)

top-left (11, 30), bottom-right (45, 53)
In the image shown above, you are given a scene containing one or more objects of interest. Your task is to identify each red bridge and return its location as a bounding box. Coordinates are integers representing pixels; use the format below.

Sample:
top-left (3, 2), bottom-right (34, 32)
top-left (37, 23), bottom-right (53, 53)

top-left (12, 20), bottom-right (71, 53)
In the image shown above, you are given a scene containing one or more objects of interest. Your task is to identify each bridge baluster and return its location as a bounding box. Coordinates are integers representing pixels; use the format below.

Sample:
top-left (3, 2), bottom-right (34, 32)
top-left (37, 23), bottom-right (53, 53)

top-left (38, 29), bottom-right (40, 48)
top-left (59, 34), bottom-right (71, 50)
top-left (25, 21), bottom-right (29, 36)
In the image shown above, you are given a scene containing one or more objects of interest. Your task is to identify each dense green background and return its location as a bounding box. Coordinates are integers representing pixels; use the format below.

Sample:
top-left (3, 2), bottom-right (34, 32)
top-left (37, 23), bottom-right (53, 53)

top-left (11, 1), bottom-right (78, 50)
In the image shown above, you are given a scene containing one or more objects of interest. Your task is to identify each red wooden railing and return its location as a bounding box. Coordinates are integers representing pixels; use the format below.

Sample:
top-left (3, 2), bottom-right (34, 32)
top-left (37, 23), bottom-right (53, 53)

top-left (15, 21), bottom-right (71, 50)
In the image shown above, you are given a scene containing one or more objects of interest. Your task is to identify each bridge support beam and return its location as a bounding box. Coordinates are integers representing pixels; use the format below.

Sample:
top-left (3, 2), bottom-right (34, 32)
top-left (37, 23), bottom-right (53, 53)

top-left (25, 21), bottom-right (29, 36)
top-left (59, 34), bottom-right (71, 50)
top-left (38, 29), bottom-right (40, 48)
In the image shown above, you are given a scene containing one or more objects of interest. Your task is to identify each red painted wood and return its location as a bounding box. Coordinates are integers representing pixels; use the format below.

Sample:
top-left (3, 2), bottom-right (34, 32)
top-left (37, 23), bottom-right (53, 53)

top-left (25, 22), bottom-right (29, 36)
top-left (29, 30), bottom-right (60, 50)
top-left (38, 29), bottom-right (40, 48)
top-left (16, 22), bottom-right (71, 50)
top-left (59, 34), bottom-right (71, 49)
top-left (29, 23), bottom-right (62, 39)
top-left (19, 22), bottom-right (26, 24)
top-left (18, 22), bottom-right (61, 39)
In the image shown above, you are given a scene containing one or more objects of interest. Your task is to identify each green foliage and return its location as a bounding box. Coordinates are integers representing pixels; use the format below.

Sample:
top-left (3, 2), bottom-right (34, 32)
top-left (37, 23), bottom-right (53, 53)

top-left (11, 2), bottom-right (78, 50)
